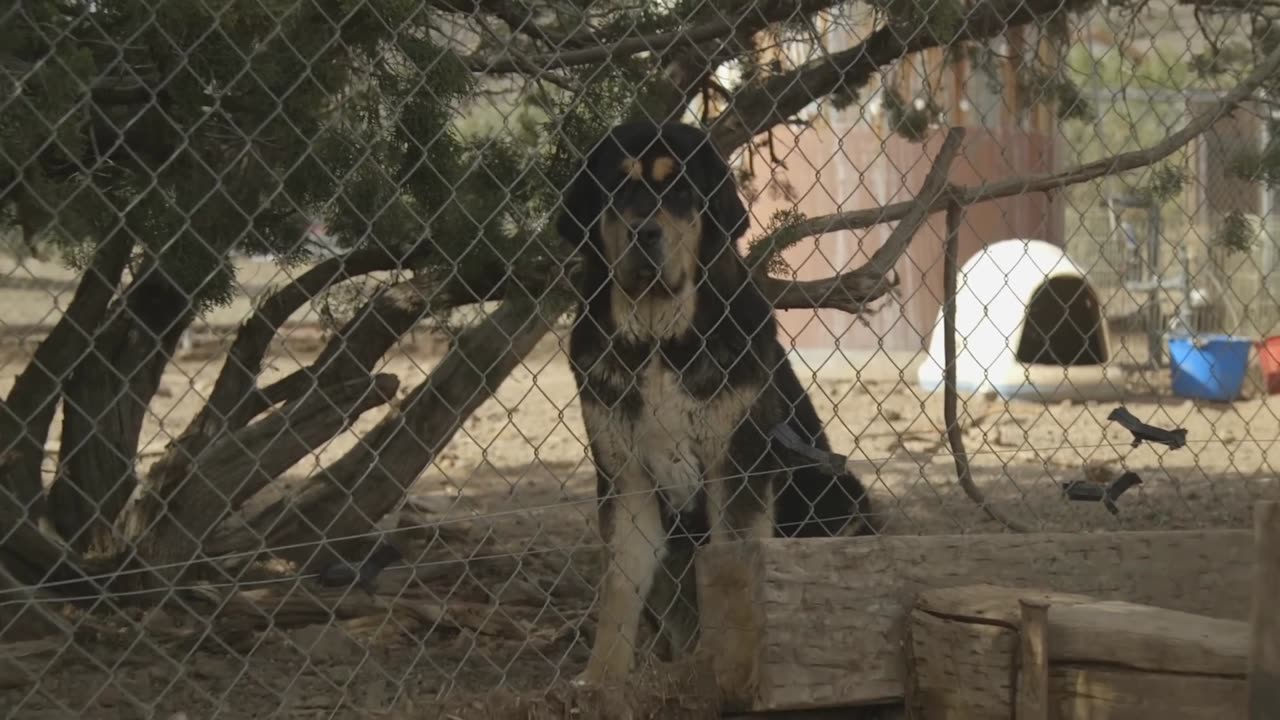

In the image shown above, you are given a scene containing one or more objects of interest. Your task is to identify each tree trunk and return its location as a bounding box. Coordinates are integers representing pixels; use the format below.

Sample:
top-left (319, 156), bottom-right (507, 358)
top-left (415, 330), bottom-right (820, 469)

top-left (0, 455), bottom-right (114, 591)
top-left (207, 295), bottom-right (551, 569)
top-left (48, 272), bottom-right (195, 553)
top-left (0, 231), bottom-right (133, 523)
top-left (120, 248), bottom-right (409, 558)
top-left (124, 275), bottom-right (436, 554)
top-left (121, 374), bottom-right (401, 585)
top-left (126, 260), bottom-right (516, 576)
top-left (0, 563), bottom-right (72, 642)
top-left (165, 246), bottom-right (403, 467)
top-left (250, 260), bottom-right (509, 417)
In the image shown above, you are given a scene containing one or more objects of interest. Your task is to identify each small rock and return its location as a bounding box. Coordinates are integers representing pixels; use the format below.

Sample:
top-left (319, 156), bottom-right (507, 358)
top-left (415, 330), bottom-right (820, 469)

top-left (94, 685), bottom-right (124, 707)
top-left (191, 656), bottom-right (234, 680)
top-left (994, 423), bottom-right (1025, 447)
top-left (496, 578), bottom-right (544, 605)
top-left (287, 625), bottom-right (364, 663)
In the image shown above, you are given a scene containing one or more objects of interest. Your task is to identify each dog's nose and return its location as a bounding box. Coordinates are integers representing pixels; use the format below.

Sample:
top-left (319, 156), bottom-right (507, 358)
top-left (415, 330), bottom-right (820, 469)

top-left (634, 222), bottom-right (663, 255)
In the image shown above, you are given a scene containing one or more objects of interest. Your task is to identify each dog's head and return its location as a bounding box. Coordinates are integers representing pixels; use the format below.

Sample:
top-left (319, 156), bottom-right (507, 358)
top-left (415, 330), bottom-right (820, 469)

top-left (556, 121), bottom-right (749, 298)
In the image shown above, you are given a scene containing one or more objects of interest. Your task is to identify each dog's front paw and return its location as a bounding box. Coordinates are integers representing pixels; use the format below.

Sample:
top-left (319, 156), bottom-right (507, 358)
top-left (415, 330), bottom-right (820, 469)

top-left (571, 658), bottom-right (619, 689)
top-left (571, 668), bottom-right (607, 689)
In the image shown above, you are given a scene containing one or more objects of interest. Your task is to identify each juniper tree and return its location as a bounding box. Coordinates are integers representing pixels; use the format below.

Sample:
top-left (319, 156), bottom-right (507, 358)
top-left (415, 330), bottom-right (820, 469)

top-left (0, 0), bottom-right (1272, 596)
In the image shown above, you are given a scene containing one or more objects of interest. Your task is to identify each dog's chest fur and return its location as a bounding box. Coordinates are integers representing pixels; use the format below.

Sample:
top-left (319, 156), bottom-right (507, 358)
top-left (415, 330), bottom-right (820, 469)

top-left (578, 351), bottom-right (747, 509)
top-left (581, 345), bottom-right (747, 504)
top-left (577, 342), bottom-right (757, 513)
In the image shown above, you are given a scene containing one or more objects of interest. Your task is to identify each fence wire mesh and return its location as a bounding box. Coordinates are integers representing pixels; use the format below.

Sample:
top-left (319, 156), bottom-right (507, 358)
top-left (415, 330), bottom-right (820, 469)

top-left (1, 0), bottom-right (1278, 716)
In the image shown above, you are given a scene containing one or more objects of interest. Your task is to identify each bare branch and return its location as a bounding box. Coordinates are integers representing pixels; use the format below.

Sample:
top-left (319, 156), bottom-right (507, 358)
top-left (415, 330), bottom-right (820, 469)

top-left (710, 0), bottom-right (1096, 152)
top-left (435, 0), bottom-right (601, 49)
top-left (753, 128), bottom-right (965, 311)
top-left (465, 0), bottom-right (843, 73)
top-left (208, 294), bottom-right (553, 564)
top-left (942, 199), bottom-right (1032, 533)
top-left (747, 39), bottom-right (1280, 315)
top-left (250, 259), bottom-right (513, 417)
top-left (164, 242), bottom-right (406, 465)
top-left (124, 374), bottom-right (401, 582)
top-left (1178, 0), bottom-right (1280, 11)
top-left (1, 230), bottom-right (132, 516)
top-left (0, 455), bottom-right (114, 593)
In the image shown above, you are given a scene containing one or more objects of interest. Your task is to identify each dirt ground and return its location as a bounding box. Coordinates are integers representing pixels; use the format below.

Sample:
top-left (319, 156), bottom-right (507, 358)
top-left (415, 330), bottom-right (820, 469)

top-left (2, 256), bottom-right (1280, 718)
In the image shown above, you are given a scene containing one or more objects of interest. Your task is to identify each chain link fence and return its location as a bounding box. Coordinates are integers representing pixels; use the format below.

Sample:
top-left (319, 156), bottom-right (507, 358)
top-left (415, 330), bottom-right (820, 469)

top-left (2, 0), bottom-right (1278, 716)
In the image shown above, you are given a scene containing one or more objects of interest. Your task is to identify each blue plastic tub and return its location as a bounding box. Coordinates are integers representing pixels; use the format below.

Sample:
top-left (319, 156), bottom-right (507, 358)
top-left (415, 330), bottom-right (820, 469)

top-left (1168, 334), bottom-right (1253, 402)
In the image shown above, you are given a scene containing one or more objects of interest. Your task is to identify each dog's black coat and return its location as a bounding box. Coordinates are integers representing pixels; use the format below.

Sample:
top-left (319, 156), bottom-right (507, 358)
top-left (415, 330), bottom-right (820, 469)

top-left (558, 120), bottom-right (873, 678)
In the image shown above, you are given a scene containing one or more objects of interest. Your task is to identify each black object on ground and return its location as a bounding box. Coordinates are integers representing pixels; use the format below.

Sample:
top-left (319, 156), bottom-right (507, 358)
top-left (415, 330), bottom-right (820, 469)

top-left (316, 542), bottom-right (403, 595)
top-left (1063, 471), bottom-right (1143, 515)
top-left (1107, 406), bottom-right (1188, 450)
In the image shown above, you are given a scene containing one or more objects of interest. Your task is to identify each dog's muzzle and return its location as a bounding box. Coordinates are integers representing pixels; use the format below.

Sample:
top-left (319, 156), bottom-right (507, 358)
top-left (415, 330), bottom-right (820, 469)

top-left (622, 220), bottom-right (665, 290)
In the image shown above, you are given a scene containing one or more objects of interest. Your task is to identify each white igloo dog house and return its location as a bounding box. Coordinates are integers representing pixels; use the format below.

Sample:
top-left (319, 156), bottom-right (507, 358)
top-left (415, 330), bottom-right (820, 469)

top-left (916, 239), bottom-right (1126, 402)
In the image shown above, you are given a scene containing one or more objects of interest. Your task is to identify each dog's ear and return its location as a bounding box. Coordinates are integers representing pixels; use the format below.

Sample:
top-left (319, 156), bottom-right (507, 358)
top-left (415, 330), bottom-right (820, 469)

top-left (695, 146), bottom-right (748, 243)
top-left (709, 169), bottom-right (748, 243)
top-left (555, 159), bottom-right (602, 251)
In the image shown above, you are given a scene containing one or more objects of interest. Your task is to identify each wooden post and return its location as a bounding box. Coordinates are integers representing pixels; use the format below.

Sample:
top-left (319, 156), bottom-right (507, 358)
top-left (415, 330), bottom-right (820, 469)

top-left (696, 530), bottom-right (1256, 712)
top-left (1015, 598), bottom-right (1050, 720)
top-left (1250, 500), bottom-right (1280, 719)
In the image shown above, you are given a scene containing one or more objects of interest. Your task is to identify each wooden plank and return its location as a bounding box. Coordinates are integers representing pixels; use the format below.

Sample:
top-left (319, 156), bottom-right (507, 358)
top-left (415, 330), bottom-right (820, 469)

top-left (694, 530), bottom-right (1254, 712)
top-left (915, 584), bottom-right (1093, 625)
top-left (1051, 666), bottom-right (1245, 719)
top-left (1049, 600), bottom-right (1248, 676)
top-left (1250, 500), bottom-right (1280, 719)
top-left (0, 564), bottom-right (71, 642)
top-left (905, 609), bottom-right (1015, 720)
top-left (1015, 599), bottom-right (1050, 720)
top-left (907, 587), bottom-right (1091, 720)
top-left (0, 638), bottom-right (60, 689)
top-left (907, 585), bottom-right (1250, 720)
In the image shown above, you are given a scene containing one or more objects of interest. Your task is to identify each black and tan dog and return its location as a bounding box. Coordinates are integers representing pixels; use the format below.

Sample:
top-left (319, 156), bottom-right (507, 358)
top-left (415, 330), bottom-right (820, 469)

top-left (557, 120), bottom-right (873, 686)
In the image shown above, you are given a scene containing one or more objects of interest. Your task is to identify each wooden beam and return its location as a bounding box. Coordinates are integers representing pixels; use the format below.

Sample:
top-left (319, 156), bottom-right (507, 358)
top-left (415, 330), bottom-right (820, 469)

top-left (1250, 500), bottom-right (1280, 719)
top-left (907, 584), bottom-right (1248, 720)
top-left (694, 530), bottom-right (1254, 712)
top-left (1052, 667), bottom-right (1244, 719)
top-left (1015, 598), bottom-right (1050, 720)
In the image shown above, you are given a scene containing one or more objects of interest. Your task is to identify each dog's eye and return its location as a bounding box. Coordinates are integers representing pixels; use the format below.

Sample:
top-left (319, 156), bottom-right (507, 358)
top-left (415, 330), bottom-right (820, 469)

top-left (663, 184), bottom-right (691, 201)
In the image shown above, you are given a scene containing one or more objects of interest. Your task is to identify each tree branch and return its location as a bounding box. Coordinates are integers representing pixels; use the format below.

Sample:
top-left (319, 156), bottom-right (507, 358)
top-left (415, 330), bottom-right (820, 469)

top-left (710, 0), bottom-right (1096, 152)
top-left (249, 259), bottom-right (512, 418)
top-left (124, 374), bottom-right (401, 583)
top-left (753, 128), bottom-right (966, 312)
top-left (465, 0), bottom-right (843, 73)
top-left (0, 455), bottom-right (114, 593)
top-left (47, 270), bottom-right (197, 552)
top-left (158, 243), bottom-right (406, 481)
top-left (745, 39), bottom-right (1280, 314)
top-left (208, 294), bottom-right (553, 566)
top-left (438, 0), bottom-right (601, 49)
top-left (942, 199), bottom-right (1031, 532)
top-left (654, 0), bottom-right (848, 122)
top-left (0, 230), bottom-right (133, 518)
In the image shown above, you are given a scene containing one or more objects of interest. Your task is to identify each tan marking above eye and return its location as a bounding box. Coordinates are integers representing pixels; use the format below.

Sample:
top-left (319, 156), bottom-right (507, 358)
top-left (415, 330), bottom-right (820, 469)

top-left (620, 157), bottom-right (643, 181)
top-left (650, 156), bottom-right (678, 183)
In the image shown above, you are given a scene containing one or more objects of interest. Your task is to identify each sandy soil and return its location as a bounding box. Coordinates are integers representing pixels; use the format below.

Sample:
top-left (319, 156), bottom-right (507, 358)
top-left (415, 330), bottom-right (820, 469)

top-left (2, 263), bottom-right (1279, 718)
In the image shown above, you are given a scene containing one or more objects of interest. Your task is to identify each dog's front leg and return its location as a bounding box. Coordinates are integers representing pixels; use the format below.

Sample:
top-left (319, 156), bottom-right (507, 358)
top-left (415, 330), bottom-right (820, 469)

top-left (576, 479), bottom-right (665, 686)
top-left (705, 469), bottom-right (774, 545)
top-left (699, 465), bottom-right (774, 698)
top-left (646, 535), bottom-right (700, 660)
